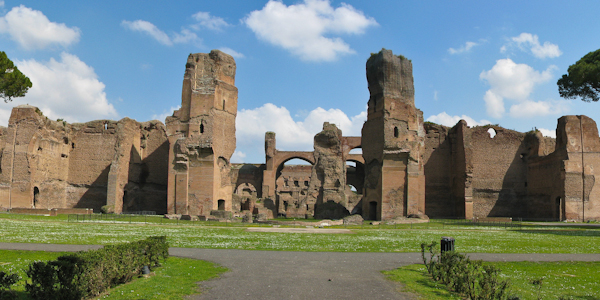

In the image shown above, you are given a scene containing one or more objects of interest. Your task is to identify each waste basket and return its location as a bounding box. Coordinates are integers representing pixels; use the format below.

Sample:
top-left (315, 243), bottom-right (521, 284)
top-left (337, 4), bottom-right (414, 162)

top-left (441, 236), bottom-right (455, 253)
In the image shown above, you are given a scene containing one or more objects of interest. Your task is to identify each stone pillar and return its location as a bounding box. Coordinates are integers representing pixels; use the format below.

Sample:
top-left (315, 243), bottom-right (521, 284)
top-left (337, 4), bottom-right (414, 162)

top-left (166, 50), bottom-right (238, 217)
top-left (361, 49), bottom-right (426, 221)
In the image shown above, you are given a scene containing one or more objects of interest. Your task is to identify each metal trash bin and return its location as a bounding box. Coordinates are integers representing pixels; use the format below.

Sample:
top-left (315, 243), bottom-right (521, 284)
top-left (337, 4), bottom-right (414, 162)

top-left (441, 236), bottom-right (455, 253)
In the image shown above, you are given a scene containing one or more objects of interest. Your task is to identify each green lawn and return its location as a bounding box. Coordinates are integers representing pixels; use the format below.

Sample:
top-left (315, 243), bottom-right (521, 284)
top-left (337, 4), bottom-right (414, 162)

top-left (0, 250), bottom-right (226, 300)
top-left (0, 215), bottom-right (599, 253)
top-left (384, 262), bottom-right (600, 300)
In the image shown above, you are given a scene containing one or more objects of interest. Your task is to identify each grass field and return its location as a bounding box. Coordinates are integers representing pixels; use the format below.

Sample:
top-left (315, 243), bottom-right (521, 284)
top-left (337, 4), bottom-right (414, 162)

top-left (384, 262), bottom-right (600, 300)
top-left (0, 214), bottom-right (599, 253)
top-left (0, 250), bottom-right (226, 300)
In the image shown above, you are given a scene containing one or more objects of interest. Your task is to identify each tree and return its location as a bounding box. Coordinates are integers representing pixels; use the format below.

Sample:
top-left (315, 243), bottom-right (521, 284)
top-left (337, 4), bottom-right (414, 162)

top-left (557, 48), bottom-right (600, 102)
top-left (0, 51), bottom-right (32, 103)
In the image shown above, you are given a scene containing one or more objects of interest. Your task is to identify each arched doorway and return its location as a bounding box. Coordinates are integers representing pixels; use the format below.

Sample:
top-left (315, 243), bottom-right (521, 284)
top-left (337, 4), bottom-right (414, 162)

top-left (275, 158), bottom-right (313, 218)
top-left (369, 201), bottom-right (377, 220)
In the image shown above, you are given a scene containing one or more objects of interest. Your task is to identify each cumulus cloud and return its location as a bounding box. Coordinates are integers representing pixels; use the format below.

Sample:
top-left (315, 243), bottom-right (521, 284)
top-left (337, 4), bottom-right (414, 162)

top-left (538, 128), bottom-right (556, 138)
top-left (151, 105), bottom-right (180, 123)
top-left (501, 33), bottom-right (562, 59)
top-left (448, 41), bottom-right (479, 54)
top-left (244, 0), bottom-right (377, 62)
top-left (480, 58), bottom-right (561, 118)
top-left (219, 47), bottom-right (244, 58)
top-left (234, 103), bottom-right (366, 162)
top-left (1, 52), bottom-right (118, 125)
top-left (508, 100), bottom-right (569, 118)
top-left (191, 11), bottom-right (229, 31)
top-left (231, 150), bottom-right (247, 163)
top-left (0, 5), bottom-right (80, 50)
top-left (426, 112), bottom-right (491, 127)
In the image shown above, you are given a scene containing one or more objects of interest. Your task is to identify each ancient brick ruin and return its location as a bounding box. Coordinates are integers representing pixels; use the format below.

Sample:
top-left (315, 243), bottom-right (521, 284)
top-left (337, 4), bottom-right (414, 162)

top-left (1, 49), bottom-right (599, 221)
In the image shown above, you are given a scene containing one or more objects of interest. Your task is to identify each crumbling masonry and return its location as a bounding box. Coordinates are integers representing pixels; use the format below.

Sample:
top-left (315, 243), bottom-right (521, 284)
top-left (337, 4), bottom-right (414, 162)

top-left (1, 49), bottom-right (599, 221)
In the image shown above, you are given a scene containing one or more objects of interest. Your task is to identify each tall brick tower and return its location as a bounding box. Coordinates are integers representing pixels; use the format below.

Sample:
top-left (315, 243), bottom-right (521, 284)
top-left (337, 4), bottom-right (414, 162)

top-left (166, 50), bottom-right (238, 216)
top-left (361, 49), bottom-right (426, 220)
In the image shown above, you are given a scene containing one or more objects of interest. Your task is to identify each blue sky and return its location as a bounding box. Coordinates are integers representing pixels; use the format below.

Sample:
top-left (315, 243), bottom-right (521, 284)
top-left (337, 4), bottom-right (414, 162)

top-left (1, 0), bottom-right (600, 163)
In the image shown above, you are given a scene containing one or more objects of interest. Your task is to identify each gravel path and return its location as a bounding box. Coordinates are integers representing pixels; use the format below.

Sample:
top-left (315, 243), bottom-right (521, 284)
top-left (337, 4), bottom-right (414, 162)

top-left (2, 243), bottom-right (600, 300)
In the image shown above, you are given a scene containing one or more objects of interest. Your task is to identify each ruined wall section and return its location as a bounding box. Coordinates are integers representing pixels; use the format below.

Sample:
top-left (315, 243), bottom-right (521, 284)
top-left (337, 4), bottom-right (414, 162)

top-left (361, 49), bottom-right (425, 220)
top-left (0, 105), bottom-right (169, 213)
top-left (468, 126), bottom-right (529, 218)
top-left (166, 50), bottom-right (237, 216)
top-left (525, 131), bottom-right (563, 220)
top-left (305, 123), bottom-right (350, 219)
top-left (423, 122), bottom-right (454, 217)
top-left (276, 164), bottom-right (311, 217)
top-left (555, 115), bottom-right (600, 221)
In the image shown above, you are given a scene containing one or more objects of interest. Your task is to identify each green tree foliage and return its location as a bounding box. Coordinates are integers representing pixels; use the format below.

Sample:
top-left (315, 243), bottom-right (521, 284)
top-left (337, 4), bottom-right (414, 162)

top-left (557, 48), bottom-right (600, 102)
top-left (0, 51), bottom-right (32, 103)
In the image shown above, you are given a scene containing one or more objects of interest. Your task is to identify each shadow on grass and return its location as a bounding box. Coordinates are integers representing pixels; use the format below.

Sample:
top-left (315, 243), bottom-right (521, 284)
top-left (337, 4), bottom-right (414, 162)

top-left (516, 229), bottom-right (600, 237)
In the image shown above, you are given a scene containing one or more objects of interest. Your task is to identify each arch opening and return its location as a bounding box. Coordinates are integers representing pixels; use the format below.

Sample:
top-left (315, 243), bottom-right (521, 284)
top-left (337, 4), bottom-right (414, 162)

top-left (349, 147), bottom-right (362, 155)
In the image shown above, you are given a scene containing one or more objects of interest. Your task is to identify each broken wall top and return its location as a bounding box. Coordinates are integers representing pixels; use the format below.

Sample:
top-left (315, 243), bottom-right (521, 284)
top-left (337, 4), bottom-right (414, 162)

top-left (366, 49), bottom-right (415, 110)
top-left (176, 50), bottom-right (238, 124)
top-left (556, 115), bottom-right (600, 153)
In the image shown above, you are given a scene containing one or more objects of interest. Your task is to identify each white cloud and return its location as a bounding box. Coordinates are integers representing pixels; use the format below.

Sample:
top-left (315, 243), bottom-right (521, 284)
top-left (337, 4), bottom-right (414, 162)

top-left (121, 20), bottom-right (174, 46)
top-left (0, 5), bottom-right (80, 50)
top-left (538, 128), bottom-right (556, 138)
top-left (448, 41), bottom-right (479, 54)
top-left (480, 58), bottom-right (558, 118)
top-left (3, 52), bottom-right (118, 125)
top-left (219, 47), bottom-right (245, 59)
top-left (121, 20), bottom-right (201, 46)
top-left (172, 28), bottom-right (198, 44)
top-left (502, 33), bottom-right (562, 59)
top-left (231, 150), bottom-right (247, 163)
top-left (191, 11), bottom-right (229, 31)
top-left (151, 105), bottom-right (180, 123)
top-left (483, 90), bottom-right (505, 119)
top-left (235, 103), bottom-right (366, 162)
top-left (426, 112), bottom-right (491, 127)
top-left (244, 0), bottom-right (377, 62)
top-left (508, 100), bottom-right (569, 118)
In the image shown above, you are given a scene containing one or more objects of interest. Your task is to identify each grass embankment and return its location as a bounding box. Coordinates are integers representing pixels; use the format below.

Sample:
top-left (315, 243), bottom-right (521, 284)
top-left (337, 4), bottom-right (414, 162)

top-left (0, 214), bottom-right (598, 253)
top-left (0, 250), bottom-right (226, 300)
top-left (385, 262), bottom-right (600, 300)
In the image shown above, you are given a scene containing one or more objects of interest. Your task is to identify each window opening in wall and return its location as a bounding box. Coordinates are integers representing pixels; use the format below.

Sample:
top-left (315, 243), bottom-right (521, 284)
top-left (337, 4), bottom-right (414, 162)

top-left (294, 180), bottom-right (299, 187)
top-left (487, 128), bottom-right (496, 138)
top-left (63, 137), bottom-right (68, 144)
top-left (304, 180), bottom-right (309, 186)
top-left (394, 127), bottom-right (399, 138)
top-left (104, 123), bottom-right (108, 130)
top-left (222, 100), bottom-right (225, 110)
top-left (72, 142), bottom-right (75, 149)
top-left (218, 199), bottom-right (225, 210)
top-left (200, 123), bottom-right (204, 134)
top-left (33, 187), bottom-right (39, 208)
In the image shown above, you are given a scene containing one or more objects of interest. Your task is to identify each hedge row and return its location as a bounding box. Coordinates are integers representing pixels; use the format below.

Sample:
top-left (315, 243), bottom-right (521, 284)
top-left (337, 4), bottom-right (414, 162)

top-left (26, 236), bottom-right (169, 300)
